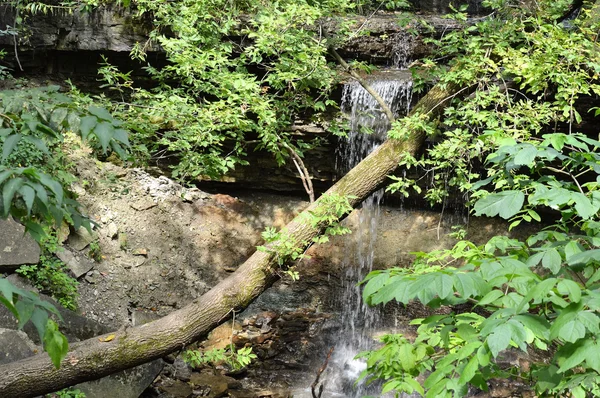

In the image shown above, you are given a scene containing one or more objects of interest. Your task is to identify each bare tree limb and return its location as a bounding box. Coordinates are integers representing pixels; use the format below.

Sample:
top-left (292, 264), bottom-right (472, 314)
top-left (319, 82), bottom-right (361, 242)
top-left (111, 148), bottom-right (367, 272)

top-left (282, 142), bottom-right (315, 203)
top-left (311, 346), bottom-right (334, 398)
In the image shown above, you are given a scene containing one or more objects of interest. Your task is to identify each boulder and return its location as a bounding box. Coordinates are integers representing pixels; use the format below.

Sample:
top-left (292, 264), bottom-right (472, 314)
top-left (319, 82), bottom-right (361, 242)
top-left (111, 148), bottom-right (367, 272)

top-left (0, 275), bottom-right (164, 398)
top-left (0, 328), bottom-right (39, 365)
top-left (56, 248), bottom-right (95, 278)
top-left (189, 372), bottom-right (241, 398)
top-left (0, 218), bottom-right (41, 268)
top-left (75, 359), bottom-right (164, 398)
top-left (67, 227), bottom-right (98, 251)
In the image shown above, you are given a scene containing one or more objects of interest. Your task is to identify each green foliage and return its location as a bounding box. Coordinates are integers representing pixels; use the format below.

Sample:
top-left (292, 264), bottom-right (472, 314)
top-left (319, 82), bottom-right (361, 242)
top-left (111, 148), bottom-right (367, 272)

top-left (0, 277), bottom-right (69, 367)
top-left (50, 388), bottom-right (86, 398)
top-left (16, 230), bottom-right (79, 310)
top-left (182, 346), bottom-right (257, 372)
top-left (85, 0), bottom-right (366, 182)
top-left (360, 0), bottom-right (600, 396)
top-left (258, 193), bottom-right (353, 279)
top-left (0, 86), bottom-right (129, 239)
top-left (87, 241), bottom-right (102, 262)
top-left (0, 83), bottom-right (130, 368)
top-left (17, 256), bottom-right (79, 311)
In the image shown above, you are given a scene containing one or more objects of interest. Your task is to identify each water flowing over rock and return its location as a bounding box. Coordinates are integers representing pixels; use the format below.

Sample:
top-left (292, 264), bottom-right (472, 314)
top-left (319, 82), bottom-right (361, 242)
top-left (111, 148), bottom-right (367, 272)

top-left (337, 70), bottom-right (413, 172)
top-left (317, 71), bottom-right (414, 397)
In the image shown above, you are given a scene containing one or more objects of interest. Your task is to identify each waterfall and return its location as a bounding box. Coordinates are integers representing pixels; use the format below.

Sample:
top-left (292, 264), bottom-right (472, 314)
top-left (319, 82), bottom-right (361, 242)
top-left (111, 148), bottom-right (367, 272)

top-left (392, 32), bottom-right (416, 70)
top-left (327, 72), bottom-right (413, 397)
top-left (336, 73), bottom-right (413, 172)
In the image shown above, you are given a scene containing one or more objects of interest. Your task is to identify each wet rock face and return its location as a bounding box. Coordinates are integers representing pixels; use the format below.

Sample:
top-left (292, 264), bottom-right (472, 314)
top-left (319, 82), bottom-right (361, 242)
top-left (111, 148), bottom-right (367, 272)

top-left (0, 4), bottom-right (152, 52)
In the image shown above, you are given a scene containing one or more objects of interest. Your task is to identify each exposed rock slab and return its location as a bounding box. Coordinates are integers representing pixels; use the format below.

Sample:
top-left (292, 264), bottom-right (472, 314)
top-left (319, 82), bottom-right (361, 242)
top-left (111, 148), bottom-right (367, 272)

top-left (0, 4), bottom-right (152, 52)
top-left (0, 218), bottom-right (41, 268)
top-left (0, 275), bottom-right (164, 398)
top-left (56, 248), bottom-right (96, 278)
top-left (0, 328), bottom-right (39, 365)
top-left (0, 7), bottom-right (464, 66)
top-left (67, 227), bottom-right (98, 251)
top-left (75, 359), bottom-right (164, 398)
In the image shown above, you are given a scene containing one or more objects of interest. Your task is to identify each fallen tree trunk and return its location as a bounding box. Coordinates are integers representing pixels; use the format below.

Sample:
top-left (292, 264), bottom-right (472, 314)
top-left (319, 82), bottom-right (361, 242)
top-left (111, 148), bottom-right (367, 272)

top-left (0, 80), bottom-right (459, 397)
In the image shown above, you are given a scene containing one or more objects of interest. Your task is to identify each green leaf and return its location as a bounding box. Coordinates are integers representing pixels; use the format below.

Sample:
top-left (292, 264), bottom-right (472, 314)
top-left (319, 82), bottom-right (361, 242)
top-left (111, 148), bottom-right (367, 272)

top-left (572, 193), bottom-right (599, 220)
top-left (0, 277), bottom-right (18, 305)
top-left (113, 128), bottom-right (130, 146)
top-left (516, 278), bottom-right (557, 313)
top-left (2, 134), bottom-right (22, 161)
top-left (577, 311), bottom-right (600, 334)
top-left (15, 300), bottom-right (34, 330)
top-left (88, 106), bottom-right (114, 121)
top-left (513, 144), bottom-right (538, 166)
top-left (557, 279), bottom-right (581, 303)
top-left (452, 273), bottom-right (473, 297)
top-left (458, 355), bottom-right (479, 384)
top-left (434, 273), bottom-right (454, 300)
top-left (558, 319), bottom-right (586, 343)
top-left (478, 290), bottom-right (504, 306)
top-left (362, 272), bottom-right (389, 303)
top-left (398, 343), bottom-right (416, 371)
top-left (541, 248), bottom-right (562, 274)
top-left (404, 378), bottom-right (424, 396)
top-left (30, 307), bottom-right (49, 343)
top-left (79, 116), bottom-right (98, 141)
top-left (513, 314), bottom-right (550, 340)
top-left (557, 340), bottom-right (588, 373)
top-left (568, 249), bottom-right (600, 266)
top-left (487, 323), bottom-right (511, 357)
top-left (44, 319), bottom-right (68, 369)
top-left (92, 121), bottom-right (115, 153)
top-left (473, 190), bottom-right (525, 219)
top-left (564, 241), bottom-right (584, 262)
top-left (586, 341), bottom-right (600, 372)
top-left (0, 169), bottom-right (14, 186)
top-left (50, 107), bottom-right (68, 127)
top-left (2, 177), bottom-right (24, 216)
top-left (39, 173), bottom-right (63, 205)
top-left (18, 184), bottom-right (35, 215)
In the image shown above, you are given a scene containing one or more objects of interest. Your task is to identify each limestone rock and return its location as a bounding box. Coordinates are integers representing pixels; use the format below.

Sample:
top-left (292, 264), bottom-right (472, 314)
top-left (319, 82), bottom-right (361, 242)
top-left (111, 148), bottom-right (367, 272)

top-left (0, 328), bottom-right (39, 365)
top-left (68, 227), bottom-right (98, 251)
top-left (0, 218), bottom-right (41, 267)
top-left (75, 359), bottom-right (164, 398)
top-left (105, 222), bottom-right (119, 239)
top-left (159, 380), bottom-right (193, 398)
top-left (189, 372), bottom-right (240, 398)
top-left (56, 248), bottom-right (95, 278)
top-left (0, 5), bottom-right (153, 52)
top-left (131, 310), bottom-right (161, 326)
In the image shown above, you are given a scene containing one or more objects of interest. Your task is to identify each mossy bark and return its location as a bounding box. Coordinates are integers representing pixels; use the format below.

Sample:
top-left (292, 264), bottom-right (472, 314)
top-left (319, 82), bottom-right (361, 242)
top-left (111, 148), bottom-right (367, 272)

top-left (0, 81), bottom-right (459, 398)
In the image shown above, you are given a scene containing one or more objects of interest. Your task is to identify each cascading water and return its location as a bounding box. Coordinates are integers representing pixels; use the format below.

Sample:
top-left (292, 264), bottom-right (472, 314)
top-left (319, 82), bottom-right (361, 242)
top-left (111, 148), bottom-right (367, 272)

top-left (392, 32), bottom-right (416, 70)
top-left (326, 71), bottom-right (413, 397)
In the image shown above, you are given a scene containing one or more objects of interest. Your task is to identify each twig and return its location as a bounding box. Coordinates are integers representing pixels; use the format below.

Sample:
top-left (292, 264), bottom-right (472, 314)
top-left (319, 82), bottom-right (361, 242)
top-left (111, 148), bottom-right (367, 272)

top-left (311, 346), bottom-right (335, 398)
top-left (281, 142), bottom-right (315, 203)
top-left (12, 1), bottom-right (23, 71)
top-left (329, 47), bottom-right (396, 124)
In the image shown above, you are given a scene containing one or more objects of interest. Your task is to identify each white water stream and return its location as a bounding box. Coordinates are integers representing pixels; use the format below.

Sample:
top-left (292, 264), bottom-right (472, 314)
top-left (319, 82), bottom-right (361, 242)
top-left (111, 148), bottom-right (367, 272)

top-left (327, 72), bottom-right (413, 397)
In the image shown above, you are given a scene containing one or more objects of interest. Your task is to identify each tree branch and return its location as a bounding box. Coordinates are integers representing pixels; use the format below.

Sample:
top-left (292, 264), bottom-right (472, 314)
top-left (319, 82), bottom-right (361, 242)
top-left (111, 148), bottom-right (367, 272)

top-left (282, 142), bottom-right (315, 203)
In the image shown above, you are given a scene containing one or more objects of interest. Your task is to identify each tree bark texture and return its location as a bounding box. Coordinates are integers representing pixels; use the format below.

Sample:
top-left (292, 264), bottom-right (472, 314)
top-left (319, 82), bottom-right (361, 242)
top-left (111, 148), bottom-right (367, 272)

top-left (0, 81), bottom-right (458, 397)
